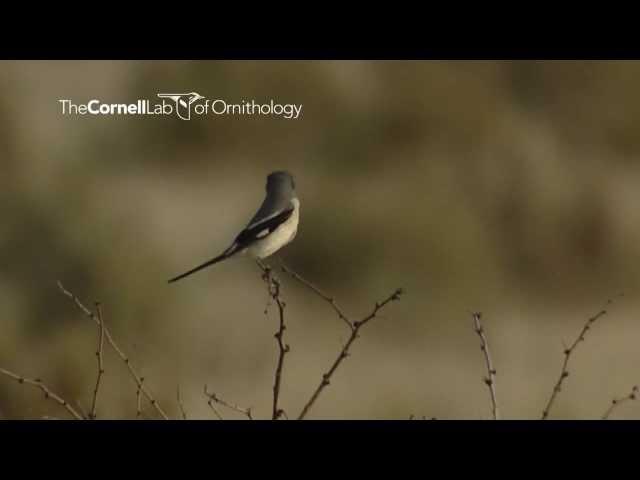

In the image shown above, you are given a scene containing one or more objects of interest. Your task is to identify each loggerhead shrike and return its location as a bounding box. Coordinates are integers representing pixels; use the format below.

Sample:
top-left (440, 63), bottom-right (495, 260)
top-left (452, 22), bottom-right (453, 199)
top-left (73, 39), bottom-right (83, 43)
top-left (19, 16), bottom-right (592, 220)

top-left (168, 171), bottom-right (299, 283)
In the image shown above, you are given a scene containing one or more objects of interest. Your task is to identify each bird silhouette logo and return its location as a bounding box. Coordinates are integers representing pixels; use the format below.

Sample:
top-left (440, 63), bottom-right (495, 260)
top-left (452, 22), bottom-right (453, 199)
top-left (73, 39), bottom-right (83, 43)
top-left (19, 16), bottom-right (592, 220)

top-left (156, 92), bottom-right (205, 120)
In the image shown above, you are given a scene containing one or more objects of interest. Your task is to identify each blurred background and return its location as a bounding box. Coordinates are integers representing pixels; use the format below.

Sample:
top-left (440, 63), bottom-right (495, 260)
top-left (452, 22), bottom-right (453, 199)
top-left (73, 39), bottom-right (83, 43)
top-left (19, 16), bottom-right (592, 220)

top-left (1, 60), bottom-right (639, 420)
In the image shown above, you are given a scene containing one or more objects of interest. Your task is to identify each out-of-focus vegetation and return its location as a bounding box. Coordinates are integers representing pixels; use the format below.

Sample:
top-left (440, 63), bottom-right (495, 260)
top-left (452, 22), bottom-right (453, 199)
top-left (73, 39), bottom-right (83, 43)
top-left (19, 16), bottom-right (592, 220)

top-left (1, 61), bottom-right (640, 419)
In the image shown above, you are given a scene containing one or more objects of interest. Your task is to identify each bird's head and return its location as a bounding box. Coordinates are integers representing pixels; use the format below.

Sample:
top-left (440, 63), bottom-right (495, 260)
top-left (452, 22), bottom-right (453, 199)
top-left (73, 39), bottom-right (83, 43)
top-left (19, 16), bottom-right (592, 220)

top-left (267, 171), bottom-right (296, 193)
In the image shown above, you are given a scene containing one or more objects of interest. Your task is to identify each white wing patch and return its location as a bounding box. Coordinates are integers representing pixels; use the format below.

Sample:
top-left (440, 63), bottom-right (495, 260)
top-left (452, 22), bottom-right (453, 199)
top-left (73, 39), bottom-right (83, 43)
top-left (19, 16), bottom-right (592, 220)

top-left (247, 209), bottom-right (284, 230)
top-left (256, 228), bottom-right (270, 239)
top-left (247, 197), bottom-right (299, 259)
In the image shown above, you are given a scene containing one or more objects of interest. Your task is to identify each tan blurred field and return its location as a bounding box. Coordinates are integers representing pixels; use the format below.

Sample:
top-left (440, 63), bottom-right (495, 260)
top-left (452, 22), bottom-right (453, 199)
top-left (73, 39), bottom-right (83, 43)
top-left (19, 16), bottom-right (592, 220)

top-left (1, 60), bottom-right (640, 419)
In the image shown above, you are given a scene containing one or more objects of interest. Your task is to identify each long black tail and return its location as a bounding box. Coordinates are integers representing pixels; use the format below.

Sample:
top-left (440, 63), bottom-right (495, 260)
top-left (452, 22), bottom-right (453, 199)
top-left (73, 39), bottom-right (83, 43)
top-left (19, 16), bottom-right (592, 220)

top-left (168, 245), bottom-right (237, 283)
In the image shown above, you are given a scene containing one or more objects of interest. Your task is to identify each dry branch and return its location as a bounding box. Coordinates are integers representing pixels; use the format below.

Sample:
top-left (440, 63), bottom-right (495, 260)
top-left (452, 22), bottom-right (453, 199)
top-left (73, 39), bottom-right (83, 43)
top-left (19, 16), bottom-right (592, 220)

top-left (57, 281), bottom-right (169, 420)
top-left (297, 288), bottom-right (403, 420)
top-left (205, 396), bottom-right (224, 420)
top-left (280, 263), bottom-right (352, 329)
top-left (601, 385), bottom-right (638, 420)
top-left (204, 385), bottom-right (253, 419)
top-left (89, 302), bottom-right (106, 419)
top-left (136, 381), bottom-right (144, 419)
top-left (541, 300), bottom-right (612, 420)
top-left (177, 386), bottom-right (188, 420)
top-left (0, 367), bottom-right (84, 420)
top-left (259, 264), bottom-right (289, 420)
top-left (472, 313), bottom-right (499, 420)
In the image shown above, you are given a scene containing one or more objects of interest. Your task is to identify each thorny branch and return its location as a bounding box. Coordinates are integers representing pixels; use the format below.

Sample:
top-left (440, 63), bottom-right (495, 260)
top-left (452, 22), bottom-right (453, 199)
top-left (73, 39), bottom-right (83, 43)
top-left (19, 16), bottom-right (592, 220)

top-left (204, 385), bottom-right (253, 419)
top-left (0, 367), bottom-right (84, 420)
top-left (259, 264), bottom-right (289, 420)
top-left (472, 313), bottom-right (499, 420)
top-left (89, 302), bottom-right (106, 419)
top-left (4, 273), bottom-right (631, 421)
top-left (136, 381), bottom-right (144, 419)
top-left (279, 264), bottom-right (404, 419)
top-left (280, 263), bottom-right (352, 329)
top-left (297, 288), bottom-right (404, 420)
top-left (541, 299), bottom-right (613, 420)
top-left (57, 281), bottom-right (169, 420)
top-left (205, 395), bottom-right (223, 420)
top-left (177, 386), bottom-right (188, 420)
top-left (601, 385), bottom-right (638, 420)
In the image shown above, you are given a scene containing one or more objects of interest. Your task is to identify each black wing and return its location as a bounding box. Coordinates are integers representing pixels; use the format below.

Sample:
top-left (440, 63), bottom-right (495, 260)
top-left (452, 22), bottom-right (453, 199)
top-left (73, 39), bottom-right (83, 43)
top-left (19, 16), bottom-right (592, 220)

top-left (234, 206), bottom-right (294, 248)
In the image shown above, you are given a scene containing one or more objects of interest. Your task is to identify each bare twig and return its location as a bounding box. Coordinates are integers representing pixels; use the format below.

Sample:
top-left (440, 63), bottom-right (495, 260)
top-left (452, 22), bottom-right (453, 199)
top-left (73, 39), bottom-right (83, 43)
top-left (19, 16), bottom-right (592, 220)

top-left (177, 386), bottom-right (188, 420)
top-left (136, 381), bottom-right (144, 419)
top-left (260, 264), bottom-right (289, 420)
top-left (541, 300), bottom-right (612, 420)
top-left (204, 385), bottom-right (253, 419)
top-left (297, 288), bottom-right (403, 420)
top-left (472, 313), bottom-right (499, 420)
top-left (280, 263), bottom-right (352, 329)
top-left (205, 396), bottom-right (224, 420)
top-left (0, 367), bottom-right (84, 420)
top-left (89, 302), bottom-right (106, 420)
top-left (57, 281), bottom-right (169, 420)
top-left (602, 385), bottom-right (638, 420)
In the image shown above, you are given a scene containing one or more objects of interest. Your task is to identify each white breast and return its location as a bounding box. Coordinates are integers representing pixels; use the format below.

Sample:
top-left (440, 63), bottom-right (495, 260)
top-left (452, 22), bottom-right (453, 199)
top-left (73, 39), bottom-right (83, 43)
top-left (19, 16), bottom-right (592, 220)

top-left (247, 198), bottom-right (300, 259)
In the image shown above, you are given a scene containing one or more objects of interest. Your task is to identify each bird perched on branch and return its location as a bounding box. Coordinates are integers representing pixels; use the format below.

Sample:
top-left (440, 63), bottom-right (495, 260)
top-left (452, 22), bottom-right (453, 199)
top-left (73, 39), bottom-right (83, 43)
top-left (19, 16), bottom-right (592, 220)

top-left (168, 171), bottom-right (299, 283)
